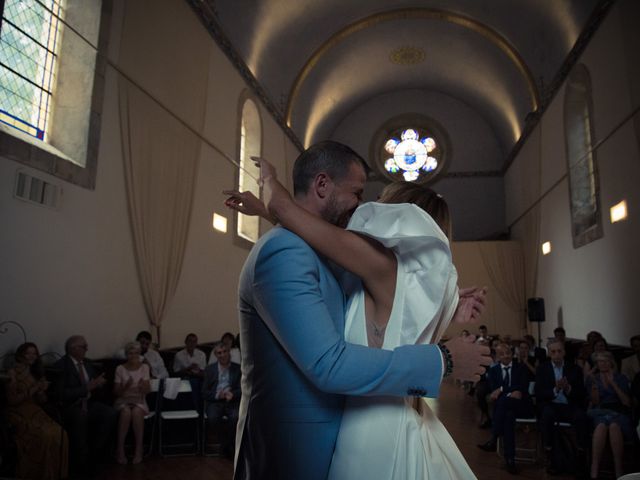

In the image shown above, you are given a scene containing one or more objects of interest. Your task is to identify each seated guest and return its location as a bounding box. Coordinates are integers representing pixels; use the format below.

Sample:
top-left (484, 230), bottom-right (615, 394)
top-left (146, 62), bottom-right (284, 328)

top-left (475, 348), bottom-right (499, 429)
top-left (553, 327), bottom-right (575, 364)
top-left (621, 334), bottom-right (640, 382)
top-left (523, 334), bottom-right (547, 364)
top-left (576, 330), bottom-right (604, 370)
top-left (586, 351), bottom-right (633, 479)
top-left (515, 340), bottom-right (536, 382)
top-left (213, 332), bottom-right (241, 365)
top-left (173, 333), bottom-right (206, 411)
top-left (583, 337), bottom-right (609, 378)
top-left (478, 343), bottom-right (534, 474)
top-left (136, 331), bottom-right (169, 379)
top-left (6, 342), bottom-right (68, 480)
top-left (114, 342), bottom-right (151, 465)
top-left (202, 342), bottom-right (241, 457)
top-left (172, 333), bottom-right (206, 379)
top-left (54, 335), bottom-right (117, 477)
top-left (476, 324), bottom-right (490, 343)
top-left (535, 339), bottom-right (588, 475)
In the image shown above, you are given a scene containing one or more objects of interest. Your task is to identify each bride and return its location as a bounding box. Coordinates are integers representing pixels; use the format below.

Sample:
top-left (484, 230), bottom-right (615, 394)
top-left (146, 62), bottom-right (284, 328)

top-left (225, 157), bottom-right (484, 479)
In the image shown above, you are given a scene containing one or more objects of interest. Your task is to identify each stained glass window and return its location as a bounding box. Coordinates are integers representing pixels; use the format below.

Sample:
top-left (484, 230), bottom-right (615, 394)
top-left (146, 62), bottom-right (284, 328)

top-left (0, 0), bottom-right (64, 141)
top-left (564, 64), bottom-right (602, 248)
top-left (382, 128), bottom-right (439, 182)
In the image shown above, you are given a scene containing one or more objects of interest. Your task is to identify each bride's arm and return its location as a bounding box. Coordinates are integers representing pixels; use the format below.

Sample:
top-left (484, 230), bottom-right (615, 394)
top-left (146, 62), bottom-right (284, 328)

top-left (224, 160), bottom-right (396, 306)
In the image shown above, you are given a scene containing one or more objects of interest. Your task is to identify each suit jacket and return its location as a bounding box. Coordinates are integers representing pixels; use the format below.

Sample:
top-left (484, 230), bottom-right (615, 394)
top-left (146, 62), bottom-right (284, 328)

top-left (488, 362), bottom-right (530, 399)
top-left (53, 355), bottom-right (102, 408)
top-left (234, 227), bottom-right (444, 480)
top-left (203, 361), bottom-right (241, 404)
top-left (534, 361), bottom-right (585, 407)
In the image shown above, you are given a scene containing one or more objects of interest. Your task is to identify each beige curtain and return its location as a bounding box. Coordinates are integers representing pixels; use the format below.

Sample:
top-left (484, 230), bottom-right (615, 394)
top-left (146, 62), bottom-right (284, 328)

top-left (118, 77), bottom-right (200, 344)
top-left (478, 242), bottom-right (527, 330)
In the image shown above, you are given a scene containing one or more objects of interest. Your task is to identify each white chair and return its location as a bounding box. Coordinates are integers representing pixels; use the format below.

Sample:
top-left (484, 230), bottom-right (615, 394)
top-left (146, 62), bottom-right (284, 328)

top-left (158, 379), bottom-right (200, 456)
top-left (618, 474), bottom-right (640, 480)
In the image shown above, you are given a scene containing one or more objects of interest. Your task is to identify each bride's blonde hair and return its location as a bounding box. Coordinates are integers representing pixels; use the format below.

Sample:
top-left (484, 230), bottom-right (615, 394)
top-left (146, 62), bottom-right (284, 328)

top-left (378, 182), bottom-right (451, 239)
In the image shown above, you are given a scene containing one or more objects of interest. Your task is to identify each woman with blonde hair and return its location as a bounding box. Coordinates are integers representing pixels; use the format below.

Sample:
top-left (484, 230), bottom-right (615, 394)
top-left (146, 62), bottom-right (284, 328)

top-left (113, 341), bottom-right (150, 464)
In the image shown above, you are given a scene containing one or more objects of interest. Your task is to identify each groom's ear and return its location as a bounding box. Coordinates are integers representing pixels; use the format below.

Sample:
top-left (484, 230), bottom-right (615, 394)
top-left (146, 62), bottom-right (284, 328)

top-left (313, 173), bottom-right (332, 199)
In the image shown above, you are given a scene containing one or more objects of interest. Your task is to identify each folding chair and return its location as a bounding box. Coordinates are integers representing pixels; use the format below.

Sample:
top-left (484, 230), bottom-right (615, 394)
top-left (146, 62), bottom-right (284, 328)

top-left (158, 379), bottom-right (200, 456)
top-left (497, 416), bottom-right (540, 464)
top-left (142, 378), bottom-right (161, 456)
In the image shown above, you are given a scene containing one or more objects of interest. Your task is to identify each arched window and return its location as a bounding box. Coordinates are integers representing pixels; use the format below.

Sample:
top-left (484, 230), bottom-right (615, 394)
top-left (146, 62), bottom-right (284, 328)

top-left (564, 64), bottom-right (602, 248)
top-left (237, 98), bottom-right (261, 243)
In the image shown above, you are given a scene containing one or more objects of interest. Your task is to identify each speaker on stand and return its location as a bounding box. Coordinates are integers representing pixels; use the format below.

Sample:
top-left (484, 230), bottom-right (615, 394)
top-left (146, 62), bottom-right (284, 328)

top-left (527, 297), bottom-right (545, 347)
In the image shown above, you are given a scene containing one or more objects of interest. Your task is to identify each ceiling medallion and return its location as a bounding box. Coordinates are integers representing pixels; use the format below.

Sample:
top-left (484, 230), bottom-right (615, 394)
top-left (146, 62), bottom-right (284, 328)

top-left (389, 46), bottom-right (426, 65)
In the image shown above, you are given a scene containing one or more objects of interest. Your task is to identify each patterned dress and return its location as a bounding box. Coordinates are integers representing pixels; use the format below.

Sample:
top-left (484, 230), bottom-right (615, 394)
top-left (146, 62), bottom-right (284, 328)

top-left (6, 363), bottom-right (68, 480)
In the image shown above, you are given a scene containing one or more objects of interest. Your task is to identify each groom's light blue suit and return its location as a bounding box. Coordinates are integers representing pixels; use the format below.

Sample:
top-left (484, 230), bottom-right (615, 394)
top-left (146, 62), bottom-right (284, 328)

top-left (234, 227), bottom-right (444, 480)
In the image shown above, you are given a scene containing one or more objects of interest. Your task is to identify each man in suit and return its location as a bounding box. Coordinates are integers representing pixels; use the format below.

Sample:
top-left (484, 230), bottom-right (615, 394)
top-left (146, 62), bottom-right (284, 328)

top-left (536, 338), bottom-right (588, 474)
top-left (478, 343), bottom-right (534, 474)
top-left (203, 342), bottom-right (241, 458)
top-left (229, 141), bottom-right (489, 480)
top-left (54, 335), bottom-right (118, 477)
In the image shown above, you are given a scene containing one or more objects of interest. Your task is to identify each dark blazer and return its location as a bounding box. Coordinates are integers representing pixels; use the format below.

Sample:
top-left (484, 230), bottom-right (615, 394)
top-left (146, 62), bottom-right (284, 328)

top-left (488, 362), bottom-right (530, 398)
top-left (535, 361), bottom-right (585, 407)
top-left (202, 361), bottom-right (241, 404)
top-left (53, 355), bottom-right (102, 408)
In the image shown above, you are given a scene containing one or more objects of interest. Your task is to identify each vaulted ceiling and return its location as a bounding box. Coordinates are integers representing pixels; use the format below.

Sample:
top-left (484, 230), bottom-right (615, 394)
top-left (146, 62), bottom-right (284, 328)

top-left (190, 0), bottom-right (608, 176)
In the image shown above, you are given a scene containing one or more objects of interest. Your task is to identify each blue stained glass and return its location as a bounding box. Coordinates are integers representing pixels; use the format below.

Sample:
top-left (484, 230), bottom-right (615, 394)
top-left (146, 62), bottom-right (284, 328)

top-left (383, 128), bottom-right (440, 182)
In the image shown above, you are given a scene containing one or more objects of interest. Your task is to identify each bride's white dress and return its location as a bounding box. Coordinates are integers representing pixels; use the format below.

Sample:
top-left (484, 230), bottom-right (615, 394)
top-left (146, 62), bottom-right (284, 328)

top-left (328, 202), bottom-right (477, 480)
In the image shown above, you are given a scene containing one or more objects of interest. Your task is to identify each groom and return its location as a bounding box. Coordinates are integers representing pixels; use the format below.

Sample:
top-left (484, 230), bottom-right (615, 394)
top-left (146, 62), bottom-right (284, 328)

top-left (231, 141), bottom-right (488, 480)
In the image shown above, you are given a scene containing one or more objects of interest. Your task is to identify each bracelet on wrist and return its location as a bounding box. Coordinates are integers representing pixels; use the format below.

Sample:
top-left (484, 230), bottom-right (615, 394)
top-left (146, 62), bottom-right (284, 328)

top-left (438, 342), bottom-right (454, 378)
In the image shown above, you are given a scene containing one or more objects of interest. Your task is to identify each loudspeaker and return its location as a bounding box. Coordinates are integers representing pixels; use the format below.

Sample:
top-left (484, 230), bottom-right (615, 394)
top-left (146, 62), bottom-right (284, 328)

top-left (527, 297), bottom-right (545, 323)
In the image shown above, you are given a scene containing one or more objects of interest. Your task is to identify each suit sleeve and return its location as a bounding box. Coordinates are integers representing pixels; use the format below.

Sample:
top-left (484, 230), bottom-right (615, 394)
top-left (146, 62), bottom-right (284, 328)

top-left (535, 365), bottom-right (554, 403)
top-left (251, 233), bottom-right (443, 398)
top-left (202, 366), bottom-right (218, 402)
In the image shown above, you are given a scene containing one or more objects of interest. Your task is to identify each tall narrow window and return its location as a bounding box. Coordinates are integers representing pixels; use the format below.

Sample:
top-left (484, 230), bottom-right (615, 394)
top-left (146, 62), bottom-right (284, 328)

top-left (564, 64), bottom-right (602, 248)
top-left (237, 98), bottom-right (261, 243)
top-left (0, 0), bottom-right (64, 140)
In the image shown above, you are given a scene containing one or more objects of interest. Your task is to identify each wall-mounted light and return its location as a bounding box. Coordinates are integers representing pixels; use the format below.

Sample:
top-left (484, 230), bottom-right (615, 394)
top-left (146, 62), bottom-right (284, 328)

top-left (610, 200), bottom-right (627, 223)
top-left (212, 213), bottom-right (227, 233)
top-left (541, 241), bottom-right (551, 255)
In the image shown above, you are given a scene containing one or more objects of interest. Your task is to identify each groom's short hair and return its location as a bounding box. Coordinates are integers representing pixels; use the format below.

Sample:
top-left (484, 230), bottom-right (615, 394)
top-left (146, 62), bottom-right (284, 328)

top-left (292, 141), bottom-right (368, 197)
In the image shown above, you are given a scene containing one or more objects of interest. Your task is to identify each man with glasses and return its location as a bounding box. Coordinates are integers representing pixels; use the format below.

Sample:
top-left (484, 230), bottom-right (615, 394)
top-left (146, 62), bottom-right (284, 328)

top-left (54, 335), bottom-right (117, 477)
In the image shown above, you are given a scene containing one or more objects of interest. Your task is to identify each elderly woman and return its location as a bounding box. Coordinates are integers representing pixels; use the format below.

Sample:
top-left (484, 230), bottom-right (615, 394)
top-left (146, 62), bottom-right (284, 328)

top-left (114, 341), bottom-right (150, 464)
top-left (6, 342), bottom-right (68, 480)
top-left (586, 350), bottom-right (632, 479)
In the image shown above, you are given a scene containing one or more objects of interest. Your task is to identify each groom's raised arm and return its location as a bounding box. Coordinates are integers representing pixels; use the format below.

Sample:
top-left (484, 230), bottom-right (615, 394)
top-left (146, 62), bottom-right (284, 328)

top-left (252, 231), bottom-right (443, 398)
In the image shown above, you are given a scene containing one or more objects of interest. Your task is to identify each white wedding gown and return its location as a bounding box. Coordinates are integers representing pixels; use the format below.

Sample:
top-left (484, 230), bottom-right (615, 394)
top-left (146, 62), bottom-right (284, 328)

top-left (328, 202), bottom-right (477, 480)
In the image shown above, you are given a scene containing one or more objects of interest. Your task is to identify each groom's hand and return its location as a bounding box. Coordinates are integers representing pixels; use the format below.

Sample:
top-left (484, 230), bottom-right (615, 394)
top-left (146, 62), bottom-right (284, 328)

top-left (444, 335), bottom-right (491, 383)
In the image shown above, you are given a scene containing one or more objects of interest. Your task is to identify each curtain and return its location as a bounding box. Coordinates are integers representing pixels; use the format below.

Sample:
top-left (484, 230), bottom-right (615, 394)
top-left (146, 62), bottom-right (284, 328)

top-left (478, 242), bottom-right (527, 330)
top-left (118, 76), bottom-right (200, 344)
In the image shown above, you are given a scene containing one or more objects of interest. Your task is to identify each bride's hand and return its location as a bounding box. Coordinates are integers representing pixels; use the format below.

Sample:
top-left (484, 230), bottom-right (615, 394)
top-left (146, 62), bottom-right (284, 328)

top-left (223, 189), bottom-right (272, 220)
top-left (251, 156), bottom-right (293, 219)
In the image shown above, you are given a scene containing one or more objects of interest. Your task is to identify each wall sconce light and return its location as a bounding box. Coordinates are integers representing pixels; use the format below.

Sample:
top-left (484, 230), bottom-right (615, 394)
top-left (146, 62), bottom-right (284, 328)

top-left (212, 213), bottom-right (227, 233)
top-left (610, 200), bottom-right (627, 223)
top-left (541, 241), bottom-right (551, 255)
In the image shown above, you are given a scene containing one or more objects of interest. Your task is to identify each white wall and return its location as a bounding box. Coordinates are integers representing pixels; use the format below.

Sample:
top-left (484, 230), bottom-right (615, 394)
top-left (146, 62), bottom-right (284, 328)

top-left (504, 0), bottom-right (640, 346)
top-left (0, 0), bottom-right (297, 358)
